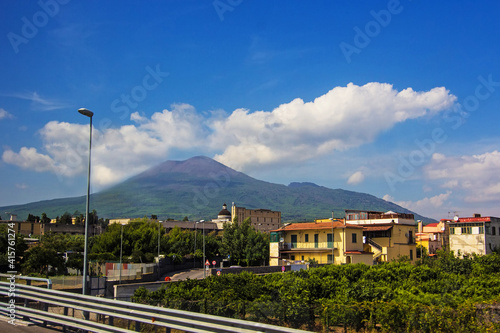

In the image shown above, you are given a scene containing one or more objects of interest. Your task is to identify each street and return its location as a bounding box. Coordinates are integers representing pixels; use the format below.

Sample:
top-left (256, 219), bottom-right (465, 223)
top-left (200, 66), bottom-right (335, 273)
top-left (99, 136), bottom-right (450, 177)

top-left (162, 267), bottom-right (209, 281)
top-left (0, 319), bottom-right (63, 333)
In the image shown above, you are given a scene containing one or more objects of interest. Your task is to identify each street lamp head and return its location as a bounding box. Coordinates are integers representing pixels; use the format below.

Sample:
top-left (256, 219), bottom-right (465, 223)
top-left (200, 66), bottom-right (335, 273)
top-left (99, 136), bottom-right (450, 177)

top-left (78, 108), bottom-right (94, 118)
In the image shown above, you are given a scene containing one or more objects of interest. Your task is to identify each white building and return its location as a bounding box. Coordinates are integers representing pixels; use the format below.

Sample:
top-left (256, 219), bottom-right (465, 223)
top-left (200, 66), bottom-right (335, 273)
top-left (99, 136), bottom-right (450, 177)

top-left (212, 203), bottom-right (232, 229)
top-left (449, 215), bottom-right (500, 256)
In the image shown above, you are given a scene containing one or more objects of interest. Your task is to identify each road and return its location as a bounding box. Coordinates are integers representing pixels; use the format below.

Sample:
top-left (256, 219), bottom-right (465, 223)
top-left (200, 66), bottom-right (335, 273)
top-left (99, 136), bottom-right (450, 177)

top-left (2, 269), bottom-right (210, 332)
top-left (163, 268), bottom-right (210, 281)
top-left (0, 319), bottom-right (63, 333)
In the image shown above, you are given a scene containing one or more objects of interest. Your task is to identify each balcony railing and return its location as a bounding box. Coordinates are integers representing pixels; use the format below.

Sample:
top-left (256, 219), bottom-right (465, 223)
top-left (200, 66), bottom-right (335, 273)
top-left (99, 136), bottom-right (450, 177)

top-left (279, 242), bottom-right (336, 250)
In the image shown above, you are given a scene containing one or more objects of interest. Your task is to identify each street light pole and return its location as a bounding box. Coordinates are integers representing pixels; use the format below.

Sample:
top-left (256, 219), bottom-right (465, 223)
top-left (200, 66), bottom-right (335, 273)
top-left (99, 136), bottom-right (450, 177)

top-left (119, 224), bottom-right (124, 284)
top-left (157, 221), bottom-right (161, 278)
top-left (331, 212), bottom-right (334, 265)
top-left (78, 108), bottom-right (93, 296)
top-left (199, 220), bottom-right (206, 278)
top-left (194, 222), bottom-right (197, 268)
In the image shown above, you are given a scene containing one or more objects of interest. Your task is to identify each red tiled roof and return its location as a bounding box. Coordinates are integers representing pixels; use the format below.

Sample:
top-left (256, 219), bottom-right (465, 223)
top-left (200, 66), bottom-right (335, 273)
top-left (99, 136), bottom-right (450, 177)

top-left (425, 223), bottom-right (438, 227)
top-left (362, 225), bottom-right (393, 231)
top-left (271, 221), bottom-right (363, 232)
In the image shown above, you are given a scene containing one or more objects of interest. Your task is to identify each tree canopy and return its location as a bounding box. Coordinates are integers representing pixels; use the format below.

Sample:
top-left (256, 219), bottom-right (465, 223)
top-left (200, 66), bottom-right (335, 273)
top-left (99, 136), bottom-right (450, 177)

top-left (221, 217), bottom-right (269, 266)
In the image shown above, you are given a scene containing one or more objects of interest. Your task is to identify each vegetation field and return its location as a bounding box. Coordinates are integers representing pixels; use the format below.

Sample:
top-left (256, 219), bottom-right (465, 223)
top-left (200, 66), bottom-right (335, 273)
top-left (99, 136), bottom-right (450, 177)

top-left (133, 252), bottom-right (500, 332)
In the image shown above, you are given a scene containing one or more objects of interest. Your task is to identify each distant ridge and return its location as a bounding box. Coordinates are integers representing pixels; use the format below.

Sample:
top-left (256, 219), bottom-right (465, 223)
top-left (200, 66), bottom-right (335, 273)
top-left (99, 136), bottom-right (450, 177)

top-left (0, 156), bottom-right (435, 223)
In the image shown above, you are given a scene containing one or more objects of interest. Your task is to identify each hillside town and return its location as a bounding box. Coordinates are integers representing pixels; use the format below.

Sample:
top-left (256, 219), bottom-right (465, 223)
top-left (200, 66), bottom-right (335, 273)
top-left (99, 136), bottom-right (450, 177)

top-left (2, 203), bottom-right (498, 268)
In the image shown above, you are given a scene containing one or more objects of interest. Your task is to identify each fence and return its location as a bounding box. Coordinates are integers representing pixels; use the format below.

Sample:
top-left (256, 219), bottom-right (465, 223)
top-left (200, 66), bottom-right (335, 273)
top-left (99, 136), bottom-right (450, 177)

top-left (0, 279), bottom-right (313, 333)
top-left (107, 263), bottom-right (157, 281)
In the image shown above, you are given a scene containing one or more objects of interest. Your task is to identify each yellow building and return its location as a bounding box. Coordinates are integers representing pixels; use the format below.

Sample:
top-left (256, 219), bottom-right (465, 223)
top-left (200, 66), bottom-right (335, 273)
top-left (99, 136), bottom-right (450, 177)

top-left (109, 218), bottom-right (132, 225)
top-left (269, 220), bottom-right (373, 266)
top-left (345, 210), bottom-right (417, 262)
top-left (0, 221), bottom-right (42, 237)
top-left (416, 220), bottom-right (448, 255)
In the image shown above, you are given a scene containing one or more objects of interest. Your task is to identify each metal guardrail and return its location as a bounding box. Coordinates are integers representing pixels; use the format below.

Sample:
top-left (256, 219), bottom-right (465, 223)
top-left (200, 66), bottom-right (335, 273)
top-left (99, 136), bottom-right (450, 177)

top-left (0, 273), bottom-right (52, 289)
top-left (0, 281), bottom-right (313, 333)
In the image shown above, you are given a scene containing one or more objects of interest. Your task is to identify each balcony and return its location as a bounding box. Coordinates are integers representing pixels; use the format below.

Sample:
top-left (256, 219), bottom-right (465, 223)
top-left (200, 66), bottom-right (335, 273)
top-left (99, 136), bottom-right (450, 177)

top-left (279, 242), bottom-right (336, 251)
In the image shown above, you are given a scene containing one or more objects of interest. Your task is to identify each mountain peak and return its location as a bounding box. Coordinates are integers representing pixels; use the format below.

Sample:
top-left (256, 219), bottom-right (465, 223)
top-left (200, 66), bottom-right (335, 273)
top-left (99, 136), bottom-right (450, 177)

top-left (133, 156), bottom-right (243, 180)
top-left (0, 155), bottom-right (435, 223)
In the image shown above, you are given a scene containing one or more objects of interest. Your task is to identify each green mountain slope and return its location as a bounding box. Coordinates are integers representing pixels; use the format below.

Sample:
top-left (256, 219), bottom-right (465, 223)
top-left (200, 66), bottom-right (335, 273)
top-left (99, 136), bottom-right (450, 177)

top-left (0, 156), bottom-right (435, 222)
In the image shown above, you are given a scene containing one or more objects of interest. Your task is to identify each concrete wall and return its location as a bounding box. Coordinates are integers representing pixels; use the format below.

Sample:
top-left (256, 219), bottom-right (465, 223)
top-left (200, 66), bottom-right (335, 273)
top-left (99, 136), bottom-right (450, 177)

top-left (210, 264), bottom-right (308, 276)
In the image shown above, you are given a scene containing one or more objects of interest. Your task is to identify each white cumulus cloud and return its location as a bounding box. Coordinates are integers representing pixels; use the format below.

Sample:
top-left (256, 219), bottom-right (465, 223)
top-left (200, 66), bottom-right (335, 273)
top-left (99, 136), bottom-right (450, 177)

top-left (425, 150), bottom-right (500, 203)
top-left (1, 82), bottom-right (457, 188)
top-left (212, 82), bottom-right (456, 171)
top-left (383, 191), bottom-right (452, 218)
top-left (2, 104), bottom-right (206, 187)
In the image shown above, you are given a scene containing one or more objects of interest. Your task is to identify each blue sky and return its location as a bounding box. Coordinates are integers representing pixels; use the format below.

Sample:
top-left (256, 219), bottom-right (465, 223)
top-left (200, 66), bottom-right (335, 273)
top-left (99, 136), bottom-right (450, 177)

top-left (1, 0), bottom-right (499, 220)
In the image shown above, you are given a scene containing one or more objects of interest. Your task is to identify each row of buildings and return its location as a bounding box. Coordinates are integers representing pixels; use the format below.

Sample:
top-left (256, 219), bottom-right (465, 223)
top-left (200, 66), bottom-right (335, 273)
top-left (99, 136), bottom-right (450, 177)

top-left (3, 204), bottom-right (500, 267)
top-left (417, 214), bottom-right (500, 257)
top-left (269, 211), bottom-right (500, 266)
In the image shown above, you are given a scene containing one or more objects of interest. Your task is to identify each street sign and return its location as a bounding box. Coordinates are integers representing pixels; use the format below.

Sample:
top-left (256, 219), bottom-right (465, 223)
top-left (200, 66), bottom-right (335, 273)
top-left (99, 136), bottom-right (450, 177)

top-left (216, 270), bottom-right (221, 276)
top-left (281, 266), bottom-right (285, 272)
top-left (212, 260), bottom-right (216, 266)
top-left (205, 259), bottom-right (210, 266)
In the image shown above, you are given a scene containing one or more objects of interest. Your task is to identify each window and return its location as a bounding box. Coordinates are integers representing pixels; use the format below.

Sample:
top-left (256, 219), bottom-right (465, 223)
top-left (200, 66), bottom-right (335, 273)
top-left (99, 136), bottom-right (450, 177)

top-left (291, 235), bottom-right (297, 248)
top-left (270, 232), bottom-right (280, 243)
top-left (493, 227), bottom-right (496, 236)
top-left (327, 233), bottom-right (333, 248)
top-left (461, 227), bottom-right (472, 234)
top-left (352, 233), bottom-right (357, 243)
top-left (301, 256), bottom-right (304, 261)
top-left (479, 226), bottom-right (484, 234)
top-left (305, 234), bottom-right (309, 242)
top-left (450, 227), bottom-right (455, 234)
top-left (291, 255), bottom-right (295, 260)
top-left (314, 234), bottom-right (319, 248)
top-left (410, 249), bottom-right (413, 260)
top-left (327, 254), bottom-right (333, 264)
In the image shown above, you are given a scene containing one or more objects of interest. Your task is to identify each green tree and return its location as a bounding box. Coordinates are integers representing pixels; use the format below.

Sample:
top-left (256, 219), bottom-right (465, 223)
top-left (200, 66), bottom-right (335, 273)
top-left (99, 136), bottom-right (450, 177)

top-left (66, 253), bottom-right (84, 274)
top-left (221, 217), bottom-right (269, 266)
top-left (27, 214), bottom-right (40, 222)
top-left (0, 224), bottom-right (28, 271)
top-left (58, 211), bottom-right (73, 224)
top-left (41, 213), bottom-right (51, 224)
top-left (22, 245), bottom-right (65, 277)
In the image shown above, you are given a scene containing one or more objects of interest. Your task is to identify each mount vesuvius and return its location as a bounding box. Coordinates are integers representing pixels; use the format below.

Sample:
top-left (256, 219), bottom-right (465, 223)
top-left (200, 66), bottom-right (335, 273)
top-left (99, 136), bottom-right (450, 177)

top-left (0, 156), bottom-right (434, 222)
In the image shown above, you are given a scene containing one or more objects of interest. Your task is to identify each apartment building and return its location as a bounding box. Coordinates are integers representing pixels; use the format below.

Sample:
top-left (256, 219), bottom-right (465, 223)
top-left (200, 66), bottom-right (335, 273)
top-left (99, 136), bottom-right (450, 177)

top-left (269, 219), bottom-right (373, 266)
top-left (0, 220), bottom-right (42, 237)
top-left (231, 203), bottom-right (281, 233)
top-left (345, 210), bottom-right (417, 262)
top-left (448, 215), bottom-right (500, 256)
top-left (416, 220), bottom-right (448, 255)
